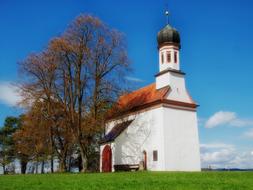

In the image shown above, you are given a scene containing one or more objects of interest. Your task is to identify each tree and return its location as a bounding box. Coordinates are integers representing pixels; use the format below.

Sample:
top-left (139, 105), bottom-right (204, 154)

top-left (14, 100), bottom-right (74, 173)
top-left (0, 116), bottom-right (23, 174)
top-left (49, 15), bottom-right (130, 171)
top-left (18, 14), bottom-right (130, 172)
top-left (13, 108), bottom-right (49, 173)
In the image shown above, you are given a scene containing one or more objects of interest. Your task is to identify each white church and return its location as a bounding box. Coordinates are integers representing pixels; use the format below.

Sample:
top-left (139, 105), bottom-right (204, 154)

top-left (99, 17), bottom-right (201, 172)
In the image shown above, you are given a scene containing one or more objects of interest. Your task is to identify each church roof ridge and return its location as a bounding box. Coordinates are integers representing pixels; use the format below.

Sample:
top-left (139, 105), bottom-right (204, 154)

top-left (106, 83), bottom-right (197, 121)
top-left (106, 83), bottom-right (169, 120)
top-left (119, 83), bottom-right (169, 100)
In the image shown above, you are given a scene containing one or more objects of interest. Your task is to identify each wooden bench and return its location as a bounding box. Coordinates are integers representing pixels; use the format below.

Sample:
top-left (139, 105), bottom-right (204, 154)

top-left (114, 164), bottom-right (139, 172)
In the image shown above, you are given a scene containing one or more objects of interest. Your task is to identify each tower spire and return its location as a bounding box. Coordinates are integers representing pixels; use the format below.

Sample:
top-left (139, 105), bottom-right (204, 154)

top-left (165, 1), bottom-right (170, 25)
top-left (165, 10), bottom-right (170, 25)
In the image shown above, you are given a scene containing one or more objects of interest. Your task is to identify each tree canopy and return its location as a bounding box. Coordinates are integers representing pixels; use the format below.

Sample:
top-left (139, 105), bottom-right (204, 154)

top-left (11, 14), bottom-right (131, 173)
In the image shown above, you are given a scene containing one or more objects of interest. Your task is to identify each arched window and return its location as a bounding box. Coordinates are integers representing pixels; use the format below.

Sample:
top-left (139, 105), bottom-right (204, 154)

top-left (167, 51), bottom-right (171, 63)
top-left (161, 53), bottom-right (164, 64)
top-left (153, 150), bottom-right (158, 161)
top-left (174, 51), bottom-right (178, 63)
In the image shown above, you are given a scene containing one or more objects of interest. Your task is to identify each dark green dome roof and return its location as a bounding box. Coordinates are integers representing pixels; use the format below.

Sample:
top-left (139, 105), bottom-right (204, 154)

top-left (157, 24), bottom-right (180, 47)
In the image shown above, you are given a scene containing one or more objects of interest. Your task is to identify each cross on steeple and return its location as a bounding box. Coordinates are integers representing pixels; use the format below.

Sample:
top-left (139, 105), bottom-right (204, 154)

top-left (165, 10), bottom-right (170, 25)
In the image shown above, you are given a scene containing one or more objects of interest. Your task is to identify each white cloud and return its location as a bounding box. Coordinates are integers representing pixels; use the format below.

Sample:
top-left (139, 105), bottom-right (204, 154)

top-left (243, 128), bottom-right (253, 139)
top-left (231, 119), bottom-right (253, 127)
top-left (200, 143), bottom-right (233, 150)
top-left (200, 143), bottom-right (236, 166)
top-left (200, 143), bottom-right (253, 169)
top-left (205, 111), bottom-right (235, 128)
top-left (0, 81), bottom-right (22, 106)
top-left (205, 111), bottom-right (253, 128)
top-left (125, 76), bottom-right (144, 83)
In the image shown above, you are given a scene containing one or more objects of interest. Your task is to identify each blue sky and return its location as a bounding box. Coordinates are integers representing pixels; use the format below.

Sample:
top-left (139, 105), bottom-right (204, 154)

top-left (0, 0), bottom-right (253, 168)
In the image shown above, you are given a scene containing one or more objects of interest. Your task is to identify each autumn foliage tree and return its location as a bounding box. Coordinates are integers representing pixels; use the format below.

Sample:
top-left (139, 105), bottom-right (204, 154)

top-left (17, 14), bottom-right (130, 172)
top-left (14, 100), bottom-right (74, 173)
top-left (13, 109), bottom-right (51, 173)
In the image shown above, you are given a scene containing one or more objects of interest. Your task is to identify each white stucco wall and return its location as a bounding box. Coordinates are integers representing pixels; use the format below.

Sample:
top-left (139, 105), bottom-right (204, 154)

top-left (100, 104), bottom-right (201, 172)
top-left (156, 71), bottom-right (193, 103)
top-left (163, 107), bottom-right (201, 171)
top-left (101, 107), bottom-right (165, 171)
top-left (114, 108), bottom-right (165, 171)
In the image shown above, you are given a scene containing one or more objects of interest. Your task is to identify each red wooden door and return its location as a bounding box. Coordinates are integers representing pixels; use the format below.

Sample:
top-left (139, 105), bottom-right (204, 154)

top-left (102, 145), bottom-right (112, 172)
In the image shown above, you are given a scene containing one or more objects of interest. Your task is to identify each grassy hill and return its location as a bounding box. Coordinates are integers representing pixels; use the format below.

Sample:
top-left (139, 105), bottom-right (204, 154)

top-left (1, 171), bottom-right (253, 190)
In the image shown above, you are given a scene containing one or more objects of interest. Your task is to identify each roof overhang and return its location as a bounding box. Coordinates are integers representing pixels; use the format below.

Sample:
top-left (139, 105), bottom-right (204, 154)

top-left (155, 68), bottom-right (185, 77)
top-left (99, 120), bottom-right (134, 144)
top-left (106, 99), bottom-right (198, 122)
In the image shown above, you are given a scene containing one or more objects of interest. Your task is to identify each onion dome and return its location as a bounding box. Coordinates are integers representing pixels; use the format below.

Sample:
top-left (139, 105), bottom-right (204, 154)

top-left (157, 24), bottom-right (180, 48)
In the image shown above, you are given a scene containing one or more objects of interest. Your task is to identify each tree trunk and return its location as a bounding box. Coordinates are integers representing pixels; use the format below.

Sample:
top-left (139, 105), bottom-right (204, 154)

top-left (35, 159), bottom-right (39, 174)
top-left (59, 152), bottom-right (67, 172)
top-left (31, 164), bottom-right (35, 174)
top-left (67, 156), bottom-right (72, 172)
top-left (20, 159), bottom-right (27, 174)
top-left (50, 155), bottom-right (54, 173)
top-left (41, 160), bottom-right (45, 174)
top-left (2, 165), bottom-right (6, 175)
top-left (59, 158), bottom-right (67, 172)
top-left (79, 145), bottom-right (88, 172)
top-left (78, 154), bottom-right (83, 172)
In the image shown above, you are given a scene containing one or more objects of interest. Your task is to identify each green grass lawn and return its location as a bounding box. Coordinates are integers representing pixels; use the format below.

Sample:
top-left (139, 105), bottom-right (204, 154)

top-left (1, 171), bottom-right (253, 190)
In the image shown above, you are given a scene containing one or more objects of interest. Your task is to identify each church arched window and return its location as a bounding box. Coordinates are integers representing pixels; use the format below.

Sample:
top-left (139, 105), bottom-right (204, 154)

top-left (167, 51), bottom-right (171, 63)
top-left (153, 150), bottom-right (158, 161)
top-left (174, 51), bottom-right (178, 63)
top-left (161, 53), bottom-right (164, 64)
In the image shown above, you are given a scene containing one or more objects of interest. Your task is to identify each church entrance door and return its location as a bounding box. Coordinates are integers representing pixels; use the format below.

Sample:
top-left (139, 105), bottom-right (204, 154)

top-left (143, 151), bottom-right (147, 170)
top-left (102, 145), bottom-right (112, 172)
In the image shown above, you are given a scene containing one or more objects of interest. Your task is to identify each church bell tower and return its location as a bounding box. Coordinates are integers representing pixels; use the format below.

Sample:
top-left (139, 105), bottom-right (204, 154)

top-left (155, 11), bottom-right (193, 104)
top-left (155, 11), bottom-right (200, 172)
top-left (157, 24), bottom-right (181, 72)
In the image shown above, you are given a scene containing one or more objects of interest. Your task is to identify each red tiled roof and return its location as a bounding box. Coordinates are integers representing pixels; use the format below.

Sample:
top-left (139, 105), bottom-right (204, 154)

top-left (118, 83), bottom-right (169, 110)
top-left (107, 83), bottom-right (197, 120)
top-left (107, 83), bottom-right (168, 119)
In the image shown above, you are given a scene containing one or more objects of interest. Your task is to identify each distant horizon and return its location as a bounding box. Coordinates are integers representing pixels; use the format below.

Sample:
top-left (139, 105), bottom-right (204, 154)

top-left (1, 159), bottom-right (253, 175)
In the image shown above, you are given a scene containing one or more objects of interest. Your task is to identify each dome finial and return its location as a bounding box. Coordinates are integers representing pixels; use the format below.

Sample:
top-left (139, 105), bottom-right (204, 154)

top-left (164, 2), bottom-right (170, 25)
top-left (165, 10), bottom-right (170, 25)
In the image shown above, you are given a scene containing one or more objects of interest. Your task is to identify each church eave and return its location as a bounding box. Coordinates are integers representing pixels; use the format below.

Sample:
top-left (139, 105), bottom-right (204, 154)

top-left (106, 99), bottom-right (198, 122)
top-left (155, 68), bottom-right (186, 77)
top-left (99, 120), bottom-right (134, 144)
